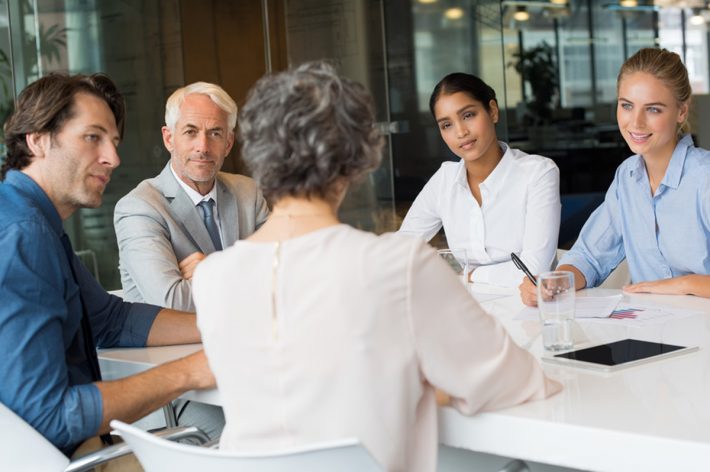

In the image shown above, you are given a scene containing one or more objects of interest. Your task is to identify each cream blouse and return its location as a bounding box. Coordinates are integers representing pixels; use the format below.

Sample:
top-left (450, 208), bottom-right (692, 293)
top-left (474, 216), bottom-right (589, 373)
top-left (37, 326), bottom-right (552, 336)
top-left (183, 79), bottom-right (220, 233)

top-left (193, 224), bottom-right (558, 472)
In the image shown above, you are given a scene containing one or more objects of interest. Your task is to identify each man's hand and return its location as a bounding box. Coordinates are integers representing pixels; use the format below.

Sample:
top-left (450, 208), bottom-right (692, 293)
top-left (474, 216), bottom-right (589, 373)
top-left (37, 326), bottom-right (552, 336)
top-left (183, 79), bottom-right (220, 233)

top-left (97, 349), bottom-right (215, 433)
top-left (519, 276), bottom-right (538, 307)
top-left (179, 252), bottom-right (206, 280)
top-left (179, 350), bottom-right (216, 390)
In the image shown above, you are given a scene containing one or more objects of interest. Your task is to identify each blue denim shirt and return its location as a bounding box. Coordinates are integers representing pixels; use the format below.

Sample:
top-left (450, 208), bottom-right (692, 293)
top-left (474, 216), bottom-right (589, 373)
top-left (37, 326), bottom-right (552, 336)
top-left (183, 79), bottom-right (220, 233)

top-left (560, 135), bottom-right (710, 287)
top-left (0, 170), bottom-right (160, 455)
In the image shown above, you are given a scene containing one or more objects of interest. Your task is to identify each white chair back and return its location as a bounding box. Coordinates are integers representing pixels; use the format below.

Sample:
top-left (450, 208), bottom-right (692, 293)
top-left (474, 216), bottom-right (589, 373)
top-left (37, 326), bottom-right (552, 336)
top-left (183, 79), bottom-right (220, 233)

top-left (111, 420), bottom-right (382, 472)
top-left (0, 401), bottom-right (70, 471)
top-left (111, 420), bottom-right (381, 472)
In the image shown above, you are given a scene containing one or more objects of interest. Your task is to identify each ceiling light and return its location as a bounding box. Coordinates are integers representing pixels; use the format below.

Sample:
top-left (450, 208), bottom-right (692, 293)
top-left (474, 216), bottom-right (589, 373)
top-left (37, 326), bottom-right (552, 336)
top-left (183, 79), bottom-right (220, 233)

top-left (689, 13), bottom-right (705, 26)
top-left (619, 0), bottom-right (638, 7)
top-left (417, 0), bottom-right (437, 4)
top-left (444, 7), bottom-right (464, 20)
top-left (513, 6), bottom-right (530, 22)
top-left (550, 0), bottom-right (568, 4)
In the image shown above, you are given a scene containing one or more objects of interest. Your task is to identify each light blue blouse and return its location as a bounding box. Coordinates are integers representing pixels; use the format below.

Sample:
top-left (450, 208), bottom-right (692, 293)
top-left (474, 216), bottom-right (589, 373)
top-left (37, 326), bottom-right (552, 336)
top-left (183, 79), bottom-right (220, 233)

top-left (560, 134), bottom-right (710, 287)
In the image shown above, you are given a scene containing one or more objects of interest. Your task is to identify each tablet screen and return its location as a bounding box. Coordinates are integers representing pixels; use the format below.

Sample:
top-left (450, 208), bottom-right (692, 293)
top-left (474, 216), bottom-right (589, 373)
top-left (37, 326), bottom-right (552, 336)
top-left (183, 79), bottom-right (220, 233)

top-left (554, 339), bottom-right (686, 366)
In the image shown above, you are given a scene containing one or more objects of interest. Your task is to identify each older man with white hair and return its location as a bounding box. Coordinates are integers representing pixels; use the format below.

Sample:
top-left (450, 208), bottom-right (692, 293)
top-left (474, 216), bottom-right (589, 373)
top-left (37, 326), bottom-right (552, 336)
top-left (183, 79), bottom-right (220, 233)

top-left (115, 82), bottom-right (269, 312)
top-left (114, 82), bottom-right (269, 438)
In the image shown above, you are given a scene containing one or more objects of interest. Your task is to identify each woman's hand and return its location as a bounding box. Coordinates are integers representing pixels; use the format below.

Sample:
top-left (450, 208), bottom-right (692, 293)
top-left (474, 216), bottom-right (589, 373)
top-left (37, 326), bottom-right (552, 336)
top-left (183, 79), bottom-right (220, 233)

top-left (624, 275), bottom-right (710, 297)
top-left (519, 276), bottom-right (538, 307)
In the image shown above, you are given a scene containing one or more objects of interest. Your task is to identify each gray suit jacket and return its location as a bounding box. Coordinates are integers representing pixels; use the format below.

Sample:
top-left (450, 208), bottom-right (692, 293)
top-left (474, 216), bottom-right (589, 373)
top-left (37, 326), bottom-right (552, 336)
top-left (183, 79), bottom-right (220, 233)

top-left (114, 163), bottom-right (269, 311)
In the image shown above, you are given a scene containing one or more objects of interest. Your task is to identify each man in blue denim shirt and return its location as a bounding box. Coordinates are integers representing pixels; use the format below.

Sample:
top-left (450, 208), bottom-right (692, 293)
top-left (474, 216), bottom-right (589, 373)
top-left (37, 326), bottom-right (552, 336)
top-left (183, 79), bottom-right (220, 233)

top-left (0, 73), bottom-right (215, 457)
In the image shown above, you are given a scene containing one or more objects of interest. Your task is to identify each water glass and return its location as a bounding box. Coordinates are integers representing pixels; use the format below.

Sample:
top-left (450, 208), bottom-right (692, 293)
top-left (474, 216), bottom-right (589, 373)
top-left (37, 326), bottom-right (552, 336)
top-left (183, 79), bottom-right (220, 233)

top-left (537, 271), bottom-right (575, 351)
top-left (437, 248), bottom-right (469, 285)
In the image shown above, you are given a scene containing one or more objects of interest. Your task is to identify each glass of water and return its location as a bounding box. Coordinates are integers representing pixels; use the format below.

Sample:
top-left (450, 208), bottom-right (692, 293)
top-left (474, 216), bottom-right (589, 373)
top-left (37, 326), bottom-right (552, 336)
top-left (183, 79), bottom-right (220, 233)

top-left (437, 248), bottom-right (469, 285)
top-left (537, 271), bottom-right (575, 351)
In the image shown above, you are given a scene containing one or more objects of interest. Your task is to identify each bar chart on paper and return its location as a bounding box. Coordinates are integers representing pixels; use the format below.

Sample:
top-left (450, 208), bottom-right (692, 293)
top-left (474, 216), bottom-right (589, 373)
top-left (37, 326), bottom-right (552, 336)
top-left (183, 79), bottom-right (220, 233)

top-left (610, 307), bottom-right (644, 319)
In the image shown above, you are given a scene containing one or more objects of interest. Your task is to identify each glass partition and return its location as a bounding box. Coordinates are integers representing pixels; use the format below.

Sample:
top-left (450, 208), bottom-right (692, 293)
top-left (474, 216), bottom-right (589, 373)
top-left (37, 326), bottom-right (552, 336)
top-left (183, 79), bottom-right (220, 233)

top-left (0, 0), bottom-right (13, 154)
top-left (284, 0), bottom-right (396, 233)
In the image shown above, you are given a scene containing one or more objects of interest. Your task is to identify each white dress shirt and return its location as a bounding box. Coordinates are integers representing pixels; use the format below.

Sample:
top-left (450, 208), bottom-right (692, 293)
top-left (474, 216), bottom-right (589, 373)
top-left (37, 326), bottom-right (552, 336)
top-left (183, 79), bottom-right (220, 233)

top-left (193, 225), bottom-right (558, 472)
top-left (170, 162), bottom-right (224, 247)
top-left (399, 142), bottom-right (560, 287)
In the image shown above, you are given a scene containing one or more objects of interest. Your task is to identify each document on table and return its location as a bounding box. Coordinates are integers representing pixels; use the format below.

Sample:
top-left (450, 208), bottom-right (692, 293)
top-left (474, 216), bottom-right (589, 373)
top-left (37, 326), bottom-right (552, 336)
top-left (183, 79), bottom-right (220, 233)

top-left (468, 283), bottom-right (515, 303)
top-left (515, 294), bottom-right (623, 321)
top-left (583, 303), bottom-right (702, 326)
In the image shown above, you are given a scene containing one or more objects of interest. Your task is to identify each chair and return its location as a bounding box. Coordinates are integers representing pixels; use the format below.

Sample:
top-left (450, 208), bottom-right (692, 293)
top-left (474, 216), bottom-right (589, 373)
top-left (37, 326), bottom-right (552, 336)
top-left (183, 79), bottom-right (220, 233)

top-left (0, 401), bottom-right (208, 472)
top-left (555, 249), bottom-right (630, 289)
top-left (111, 419), bottom-right (382, 471)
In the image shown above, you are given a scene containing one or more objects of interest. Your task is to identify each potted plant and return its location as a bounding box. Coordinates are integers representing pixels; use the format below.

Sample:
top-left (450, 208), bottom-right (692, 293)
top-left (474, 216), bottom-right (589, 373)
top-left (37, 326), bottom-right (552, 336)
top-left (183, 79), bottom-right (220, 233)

top-left (509, 41), bottom-right (559, 125)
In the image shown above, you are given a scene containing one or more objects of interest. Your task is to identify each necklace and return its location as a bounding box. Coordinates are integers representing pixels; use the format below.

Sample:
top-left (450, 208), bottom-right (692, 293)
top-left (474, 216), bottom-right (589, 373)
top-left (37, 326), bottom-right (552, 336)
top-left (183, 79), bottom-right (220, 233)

top-left (269, 212), bottom-right (335, 219)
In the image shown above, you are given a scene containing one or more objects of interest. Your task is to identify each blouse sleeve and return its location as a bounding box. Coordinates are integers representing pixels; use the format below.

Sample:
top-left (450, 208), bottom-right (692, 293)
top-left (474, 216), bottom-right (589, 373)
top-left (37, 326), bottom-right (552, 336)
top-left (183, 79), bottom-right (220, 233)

top-left (406, 241), bottom-right (560, 414)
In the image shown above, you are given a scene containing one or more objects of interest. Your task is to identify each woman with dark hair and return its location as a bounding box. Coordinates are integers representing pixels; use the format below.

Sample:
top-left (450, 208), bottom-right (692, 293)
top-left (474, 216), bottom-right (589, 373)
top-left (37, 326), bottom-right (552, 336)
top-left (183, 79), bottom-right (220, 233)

top-left (399, 73), bottom-right (561, 287)
top-left (192, 62), bottom-right (560, 471)
top-left (520, 48), bottom-right (710, 305)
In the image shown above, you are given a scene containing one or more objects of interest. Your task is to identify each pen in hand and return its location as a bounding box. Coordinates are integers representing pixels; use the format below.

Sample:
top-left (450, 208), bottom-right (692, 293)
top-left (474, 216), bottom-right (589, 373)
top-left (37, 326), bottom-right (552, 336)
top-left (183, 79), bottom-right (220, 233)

top-left (511, 252), bottom-right (537, 286)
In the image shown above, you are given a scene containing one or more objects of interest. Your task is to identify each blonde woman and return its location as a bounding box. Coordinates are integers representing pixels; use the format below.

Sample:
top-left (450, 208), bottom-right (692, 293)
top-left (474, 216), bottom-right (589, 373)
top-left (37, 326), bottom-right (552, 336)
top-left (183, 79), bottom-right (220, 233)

top-left (520, 48), bottom-right (710, 305)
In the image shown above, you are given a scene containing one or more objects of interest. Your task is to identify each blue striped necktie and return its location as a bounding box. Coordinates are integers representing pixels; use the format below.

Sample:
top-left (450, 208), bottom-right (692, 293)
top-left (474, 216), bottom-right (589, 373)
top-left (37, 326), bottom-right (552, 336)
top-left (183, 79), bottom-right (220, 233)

top-left (198, 199), bottom-right (223, 251)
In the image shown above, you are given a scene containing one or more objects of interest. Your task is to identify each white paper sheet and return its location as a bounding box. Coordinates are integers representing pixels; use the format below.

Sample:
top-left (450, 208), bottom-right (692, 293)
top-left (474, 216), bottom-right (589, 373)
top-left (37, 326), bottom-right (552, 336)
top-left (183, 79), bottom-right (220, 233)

top-left (515, 294), bottom-right (623, 321)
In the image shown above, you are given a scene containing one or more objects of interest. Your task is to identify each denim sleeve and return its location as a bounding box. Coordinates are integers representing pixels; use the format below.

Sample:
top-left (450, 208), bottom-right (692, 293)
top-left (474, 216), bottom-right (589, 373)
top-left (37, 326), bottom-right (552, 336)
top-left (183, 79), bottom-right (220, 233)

top-left (0, 221), bottom-right (103, 454)
top-left (69, 255), bottom-right (160, 348)
top-left (559, 168), bottom-right (626, 288)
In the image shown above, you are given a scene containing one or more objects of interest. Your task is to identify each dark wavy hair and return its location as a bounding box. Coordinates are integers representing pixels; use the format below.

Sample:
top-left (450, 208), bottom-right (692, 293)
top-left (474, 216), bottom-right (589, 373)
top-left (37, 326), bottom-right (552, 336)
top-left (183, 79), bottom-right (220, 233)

top-left (1, 72), bottom-right (125, 180)
top-left (429, 72), bottom-right (498, 117)
top-left (239, 61), bottom-right (383, 203)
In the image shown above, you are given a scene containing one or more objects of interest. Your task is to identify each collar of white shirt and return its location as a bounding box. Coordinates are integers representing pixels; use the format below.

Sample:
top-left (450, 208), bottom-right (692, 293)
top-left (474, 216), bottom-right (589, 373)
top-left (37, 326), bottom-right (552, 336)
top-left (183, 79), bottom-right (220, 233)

top-left (169, 162), bottom-right (219, 206)
top-left (454, 141), bottom-right (513, 200)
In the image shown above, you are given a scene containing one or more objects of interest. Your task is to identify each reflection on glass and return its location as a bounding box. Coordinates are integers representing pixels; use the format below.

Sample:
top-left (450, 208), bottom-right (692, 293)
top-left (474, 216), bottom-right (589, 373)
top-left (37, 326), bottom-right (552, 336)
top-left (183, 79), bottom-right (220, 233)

top-left (7, 0), bottom-right (184, 289)
top-left (285, 0), bottom-right (395, 233)
top-left (0, 0), bottom-right (13, 161)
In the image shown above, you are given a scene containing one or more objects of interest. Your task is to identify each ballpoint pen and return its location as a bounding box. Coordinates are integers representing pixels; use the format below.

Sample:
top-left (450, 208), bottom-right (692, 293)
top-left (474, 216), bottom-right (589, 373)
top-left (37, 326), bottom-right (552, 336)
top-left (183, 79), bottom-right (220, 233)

top-left (510, 252), bottom-right (537, 286)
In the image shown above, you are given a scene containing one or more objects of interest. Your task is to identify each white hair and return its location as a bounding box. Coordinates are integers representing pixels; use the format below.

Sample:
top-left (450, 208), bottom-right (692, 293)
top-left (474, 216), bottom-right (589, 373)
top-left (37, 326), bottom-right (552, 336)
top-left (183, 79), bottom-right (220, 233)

top-left (164, 82), bottom-right (237, 131)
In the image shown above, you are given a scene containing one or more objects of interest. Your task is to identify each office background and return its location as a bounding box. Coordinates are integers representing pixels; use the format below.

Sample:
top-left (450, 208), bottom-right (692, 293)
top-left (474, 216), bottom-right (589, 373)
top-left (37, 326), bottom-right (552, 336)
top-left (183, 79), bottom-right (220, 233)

top-left (0, 0), bottom-right (707, 290)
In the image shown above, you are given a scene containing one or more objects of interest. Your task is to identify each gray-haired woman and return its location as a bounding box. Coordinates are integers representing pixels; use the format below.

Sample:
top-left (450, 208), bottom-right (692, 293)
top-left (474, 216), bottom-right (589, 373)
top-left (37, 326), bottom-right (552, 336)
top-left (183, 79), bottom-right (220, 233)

top-left (192, 62), bottom-right (560, 472)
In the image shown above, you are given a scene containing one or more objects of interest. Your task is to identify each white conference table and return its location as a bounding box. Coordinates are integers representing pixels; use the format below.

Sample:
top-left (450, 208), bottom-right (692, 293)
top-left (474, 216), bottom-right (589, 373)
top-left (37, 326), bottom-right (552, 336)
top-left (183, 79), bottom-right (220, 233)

top-left (99, 287), bottom-right (710, 472)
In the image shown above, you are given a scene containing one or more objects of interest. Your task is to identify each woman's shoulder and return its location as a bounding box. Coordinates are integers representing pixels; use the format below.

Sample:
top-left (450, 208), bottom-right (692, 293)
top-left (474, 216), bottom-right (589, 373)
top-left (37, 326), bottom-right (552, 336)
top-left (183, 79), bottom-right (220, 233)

top-left (339, 225), bottom-right (425, 251)
top-left (684, 143), bottom-right (710, 172)
top-left (432, 160), bottom-right (463, 179)
top-left (505, 145), bottom-right (558, 172)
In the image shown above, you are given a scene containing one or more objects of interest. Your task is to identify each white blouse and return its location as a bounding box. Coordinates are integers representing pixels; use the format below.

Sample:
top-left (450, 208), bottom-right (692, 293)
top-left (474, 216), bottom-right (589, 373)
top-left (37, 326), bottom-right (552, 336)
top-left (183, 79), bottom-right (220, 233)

top-left (193, 224), bottom-right (558, 472)
top-left (399, 142), bottom-right (560, 287)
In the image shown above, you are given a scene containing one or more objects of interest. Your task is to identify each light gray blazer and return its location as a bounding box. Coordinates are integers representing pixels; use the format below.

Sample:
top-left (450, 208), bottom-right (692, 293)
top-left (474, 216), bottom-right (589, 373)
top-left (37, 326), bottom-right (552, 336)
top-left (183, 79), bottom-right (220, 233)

top-left (114, 163), bottom-right (269, 311)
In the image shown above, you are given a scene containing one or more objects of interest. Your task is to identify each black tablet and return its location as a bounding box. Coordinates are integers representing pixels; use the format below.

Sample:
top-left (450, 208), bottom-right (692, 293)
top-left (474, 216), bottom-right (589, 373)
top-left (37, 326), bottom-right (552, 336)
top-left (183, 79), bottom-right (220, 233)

top-left (542, 339), bottom-right (698, 372)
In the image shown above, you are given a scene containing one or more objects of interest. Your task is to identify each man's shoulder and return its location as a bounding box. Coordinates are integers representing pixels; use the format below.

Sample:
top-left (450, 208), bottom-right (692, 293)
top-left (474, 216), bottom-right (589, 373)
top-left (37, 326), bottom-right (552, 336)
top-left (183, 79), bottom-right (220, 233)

top-left (0, 186), bottom-right (53, 235)
top-left (217, 171), bottom-right (257, 189)
top-left (115, 177), bottom-right (167, 211)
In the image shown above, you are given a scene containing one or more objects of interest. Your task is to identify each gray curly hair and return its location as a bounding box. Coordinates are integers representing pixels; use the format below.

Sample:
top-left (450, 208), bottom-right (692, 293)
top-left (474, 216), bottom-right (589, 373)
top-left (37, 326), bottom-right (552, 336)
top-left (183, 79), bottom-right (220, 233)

top-left (239, 61), bottom-right (383, 203)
